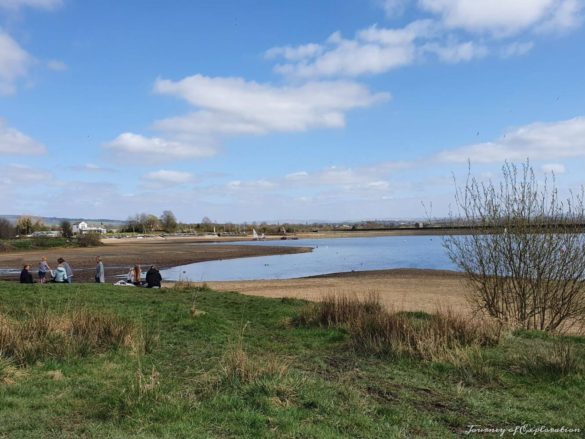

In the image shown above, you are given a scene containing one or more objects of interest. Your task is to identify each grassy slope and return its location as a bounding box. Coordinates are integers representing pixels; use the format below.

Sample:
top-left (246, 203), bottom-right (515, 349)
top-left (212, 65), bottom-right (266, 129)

top-left (0, 282), bottom-right (583, 438)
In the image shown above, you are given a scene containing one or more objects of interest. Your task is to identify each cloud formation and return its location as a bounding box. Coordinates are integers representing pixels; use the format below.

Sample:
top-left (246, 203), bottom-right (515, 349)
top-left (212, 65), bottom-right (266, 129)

top-left (0, 0), bottom-right (62, 10)
top-left (105, 76), bottom-right (387, 163)
top-left (0, 120), bottom-right (46, 155)
top-left (419, 0), bottom-right (582, 36)
top-left (436, 116), bottom-right (585, 163)
top-left (102, 132), bottom-right (217, 163)
top-left (0, 31), bottom-right (32, 94)
top-left (143, 169), bottom-right (195, 185)
top-left (154, 75), bottom-right (389, 135)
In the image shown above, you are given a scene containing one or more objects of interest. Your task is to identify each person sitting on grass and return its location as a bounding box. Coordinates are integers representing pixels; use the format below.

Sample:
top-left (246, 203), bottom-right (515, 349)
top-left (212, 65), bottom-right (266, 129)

top-left (146, 265), bottom-right (162, 288)
top-left (20, 264), bottom-right (35, 284)
top-left (52, 262), bottom-right (68, 283)
top-left (58, 257), bottom-right (73, 283)
top-left (127, 264), bottom-right (142, 286)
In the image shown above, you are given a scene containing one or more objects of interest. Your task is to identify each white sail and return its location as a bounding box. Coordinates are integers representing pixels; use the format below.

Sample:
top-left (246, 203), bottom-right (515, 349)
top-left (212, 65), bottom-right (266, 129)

top-left (252, 229), bottom-right (259, 240)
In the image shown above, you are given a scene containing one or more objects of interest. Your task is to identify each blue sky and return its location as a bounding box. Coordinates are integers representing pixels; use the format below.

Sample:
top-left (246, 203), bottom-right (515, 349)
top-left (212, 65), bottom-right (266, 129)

top-left (1, 0), bottom-right (584, 223)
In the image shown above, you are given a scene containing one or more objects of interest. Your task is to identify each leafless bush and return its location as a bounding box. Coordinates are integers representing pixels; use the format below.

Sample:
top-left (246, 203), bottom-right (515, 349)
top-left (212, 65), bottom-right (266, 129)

top-left (0, 218), bottom-right (15, 239)
top-left (444, 162), bottom-right (585, 332)
top-left (76, 233), bottom-right (103, 247)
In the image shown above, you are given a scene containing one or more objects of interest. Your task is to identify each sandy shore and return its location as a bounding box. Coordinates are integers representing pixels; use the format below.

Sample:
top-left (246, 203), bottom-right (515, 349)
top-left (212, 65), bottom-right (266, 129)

top-left (0, 237), bottom-right (311, 283)
top-left (188, 268), bottom-right (473, 315)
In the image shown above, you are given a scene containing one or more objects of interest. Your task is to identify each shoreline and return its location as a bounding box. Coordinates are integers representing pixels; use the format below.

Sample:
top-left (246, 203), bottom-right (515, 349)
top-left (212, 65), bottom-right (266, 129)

top-left (192, 268), bottom-right (472, 315)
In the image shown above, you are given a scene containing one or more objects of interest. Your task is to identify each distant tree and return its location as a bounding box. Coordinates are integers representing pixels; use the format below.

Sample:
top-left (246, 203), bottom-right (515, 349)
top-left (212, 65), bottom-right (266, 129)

top-left (201, 216), bottom-right (213, 224)
top-left (0, 218), bottom-right (16, 239)
top-left (140, 214), bottom-right (159, 233)
top-left (60, 220), bottom-right (73, 238)
top-left (32, 218), bottom-right (45, 232)
top-left (160, 210), bottom-right (178, 233)
top-left (16, 216), bottom-right (33, 235)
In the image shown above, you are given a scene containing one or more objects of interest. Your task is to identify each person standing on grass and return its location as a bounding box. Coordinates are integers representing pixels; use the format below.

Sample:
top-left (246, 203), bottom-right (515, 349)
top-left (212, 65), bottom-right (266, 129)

top-left (95, 256), bottom-right (105, 283)
top-left (20, 264), bottom-right (35, 283)
top-left (58, 257), bottom-right (73, 283)
top-left (38, 257), bottom-right (51, 284)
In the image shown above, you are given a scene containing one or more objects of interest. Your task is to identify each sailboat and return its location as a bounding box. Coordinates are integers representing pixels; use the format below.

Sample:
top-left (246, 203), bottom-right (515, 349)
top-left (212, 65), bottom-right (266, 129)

top-left (252, 229), bottom-right (259, 240)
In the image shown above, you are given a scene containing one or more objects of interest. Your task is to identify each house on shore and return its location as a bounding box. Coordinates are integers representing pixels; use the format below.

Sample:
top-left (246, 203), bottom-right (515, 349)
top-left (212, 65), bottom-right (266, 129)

top-left (72, 221), bottom-right (107, 235)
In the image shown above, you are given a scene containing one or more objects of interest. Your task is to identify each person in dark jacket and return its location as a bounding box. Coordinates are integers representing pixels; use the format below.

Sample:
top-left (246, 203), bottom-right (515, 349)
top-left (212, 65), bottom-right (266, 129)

top-left (20, 264), bottom-right (35, 283)
top-left (145, 265), bottom-right (162, 288)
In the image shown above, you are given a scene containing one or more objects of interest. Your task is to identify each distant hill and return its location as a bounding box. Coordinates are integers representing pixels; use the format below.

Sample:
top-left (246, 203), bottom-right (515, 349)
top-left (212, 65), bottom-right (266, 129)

top-left (0, 215), bottom-right (126, 227)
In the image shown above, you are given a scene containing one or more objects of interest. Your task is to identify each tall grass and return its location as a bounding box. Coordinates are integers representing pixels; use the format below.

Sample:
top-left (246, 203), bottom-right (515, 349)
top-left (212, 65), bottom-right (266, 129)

top-left (0, 307), bottom-right (142, 365)
top-left (296, 293), bottom-right (503, 361)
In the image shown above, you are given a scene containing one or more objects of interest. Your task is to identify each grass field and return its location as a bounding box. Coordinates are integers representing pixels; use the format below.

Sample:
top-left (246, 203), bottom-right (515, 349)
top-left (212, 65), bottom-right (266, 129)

top-left (0, 282), bottom-right (583, 438)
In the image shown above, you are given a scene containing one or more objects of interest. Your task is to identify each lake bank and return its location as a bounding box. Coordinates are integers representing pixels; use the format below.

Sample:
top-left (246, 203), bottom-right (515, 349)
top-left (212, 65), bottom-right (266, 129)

top-left (0, 238), bottom-right (312, 283)
top-left (184, 268), bottom-right (472, 315)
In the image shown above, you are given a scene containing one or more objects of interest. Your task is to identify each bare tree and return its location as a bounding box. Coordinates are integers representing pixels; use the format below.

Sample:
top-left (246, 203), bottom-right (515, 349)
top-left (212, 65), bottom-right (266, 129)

top-left (160, 210), bottom-right (178, 233)
top-left (16, 216), bottom-right (33, 235)
top-left (0, 218), bottom-right (15, 239)
top-left (444, 162), bottom-right (585, 332)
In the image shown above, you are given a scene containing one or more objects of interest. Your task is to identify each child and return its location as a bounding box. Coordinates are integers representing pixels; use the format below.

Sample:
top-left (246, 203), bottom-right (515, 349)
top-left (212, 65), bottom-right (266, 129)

top-left (38, 257), bottom-right (51, 284)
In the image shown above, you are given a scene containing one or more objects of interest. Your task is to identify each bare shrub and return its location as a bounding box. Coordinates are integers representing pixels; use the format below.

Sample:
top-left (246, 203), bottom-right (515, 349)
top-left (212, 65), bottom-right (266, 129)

top-left (76, 233), bottom-right (103, 247)
top-left (444, 162), bottom-right (585, 332)
top-left (0, 218), bottom-right (15, 239)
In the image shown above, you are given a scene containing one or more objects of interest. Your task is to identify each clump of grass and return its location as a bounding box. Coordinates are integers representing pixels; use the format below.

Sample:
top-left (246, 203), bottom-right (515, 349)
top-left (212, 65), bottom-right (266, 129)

top-left (0, 307), bottom-right (142, 365)
top-left (219, 322), bottom-right (290, 386)
top-left (296, 293), bottom-right (502, 361)
top-left (514, 339), bottom-right (582, 377)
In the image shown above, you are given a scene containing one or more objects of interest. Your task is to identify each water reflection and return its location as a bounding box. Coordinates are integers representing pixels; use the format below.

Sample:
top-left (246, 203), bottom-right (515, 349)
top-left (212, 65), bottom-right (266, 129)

top-left (161, 235), bottom-right (456, 281)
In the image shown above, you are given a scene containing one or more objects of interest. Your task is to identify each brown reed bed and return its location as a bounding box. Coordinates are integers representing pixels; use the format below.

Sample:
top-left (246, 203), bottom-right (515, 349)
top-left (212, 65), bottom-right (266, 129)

top-left (295, 292), bottom-right (503, 361)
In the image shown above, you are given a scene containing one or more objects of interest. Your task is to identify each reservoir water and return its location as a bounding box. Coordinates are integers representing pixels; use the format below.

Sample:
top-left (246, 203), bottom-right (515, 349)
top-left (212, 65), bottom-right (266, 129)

top-left (161, 235), bottom-right (457, 282)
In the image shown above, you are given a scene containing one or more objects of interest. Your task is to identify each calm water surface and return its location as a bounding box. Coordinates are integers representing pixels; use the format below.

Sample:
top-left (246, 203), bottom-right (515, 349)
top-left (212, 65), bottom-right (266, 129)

top-left (161, 235), bottom-right (457, 281)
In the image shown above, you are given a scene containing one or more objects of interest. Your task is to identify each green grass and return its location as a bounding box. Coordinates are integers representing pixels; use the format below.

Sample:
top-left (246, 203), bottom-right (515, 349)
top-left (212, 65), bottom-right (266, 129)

top-left (0, 282), bottom-right (584, 438)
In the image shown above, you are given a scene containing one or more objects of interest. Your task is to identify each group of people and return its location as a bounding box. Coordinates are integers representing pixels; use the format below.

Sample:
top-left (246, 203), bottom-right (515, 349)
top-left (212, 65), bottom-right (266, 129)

top-left (123, 264), bottom-right (162, 288)
top-left (20, 256), bottom-right (73, 284)
top-left (19, 255), bottom-right (162, 288)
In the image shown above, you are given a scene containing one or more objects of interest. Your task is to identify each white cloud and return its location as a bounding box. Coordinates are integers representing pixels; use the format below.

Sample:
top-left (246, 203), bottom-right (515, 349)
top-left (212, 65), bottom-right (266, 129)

top-left (46, 59), bottom-right (67, 71)
top-left (269, 21), bottom-right (433, 78)
top-left (541, 163), bottom-right (566, 174)
top-left (0, 31), bottom-right (32, 94)
top-left (436, 116), bottom-right (585, 163)
top-left (143, 169), bottom-right (195, 185)
top-left (153, 75), bottom-right (389, 135)
top-left (536, 0), bottom-right (584, 33)
top-left (380, 0), bottom-right (409, 18)
top-left (422, 40), bottom-right (488, 62)
top-left (68, 163), bottom-right (116, 173)
top-left (418, 0), bottom-right (581, 36)
top-left (103, 133), bottom-right (218, 163)
top-left (0, 164), bottom-right (52, 184)
top-left (0, 0), bottom-right (62, 10)
top-left (0, 120), bottom-right (46, 155)
top-left (265, 43), bottom-right (323, 61)
top-left (500, 41), bottom-right (534, 58)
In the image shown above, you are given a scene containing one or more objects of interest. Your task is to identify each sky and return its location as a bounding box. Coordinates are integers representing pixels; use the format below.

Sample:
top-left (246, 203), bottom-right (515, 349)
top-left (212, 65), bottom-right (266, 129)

top-left (0, 0), bottom-right (584, 223)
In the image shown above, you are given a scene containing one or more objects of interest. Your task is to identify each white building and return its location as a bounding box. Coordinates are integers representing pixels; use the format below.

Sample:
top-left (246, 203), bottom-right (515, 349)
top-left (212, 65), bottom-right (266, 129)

top-left (72, 221), bottom-right (107, 235)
